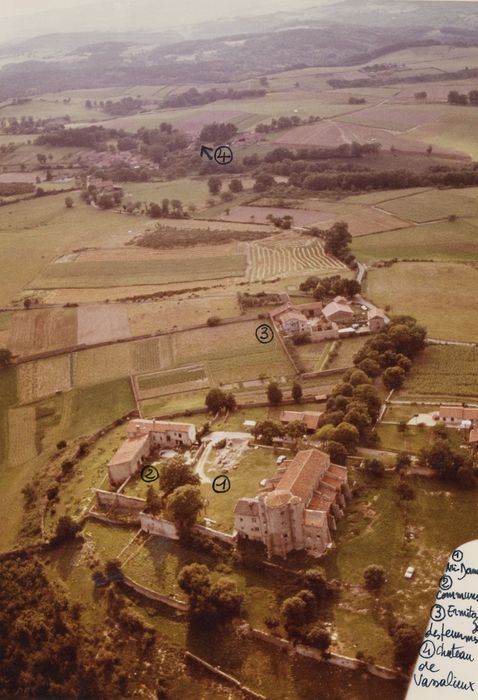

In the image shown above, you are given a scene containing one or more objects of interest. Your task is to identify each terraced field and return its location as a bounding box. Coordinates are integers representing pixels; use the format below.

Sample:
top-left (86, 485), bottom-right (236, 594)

top-left (246, 236), bottom-right (346, 282)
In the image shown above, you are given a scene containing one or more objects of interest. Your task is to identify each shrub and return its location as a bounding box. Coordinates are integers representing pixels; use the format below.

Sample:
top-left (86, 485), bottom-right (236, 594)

top-left (363, 564), bottom-right (386, 590)
top-left (207, 316), bottom-right (221, 326)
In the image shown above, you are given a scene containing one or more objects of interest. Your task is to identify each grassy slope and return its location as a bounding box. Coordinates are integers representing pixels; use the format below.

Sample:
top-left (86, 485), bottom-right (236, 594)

top-left (366, 262), bottom-right (478, 341)
top-left (352, 219), bottom-right (478, 262)
top-left (0, 194), bottom-right (150, 304)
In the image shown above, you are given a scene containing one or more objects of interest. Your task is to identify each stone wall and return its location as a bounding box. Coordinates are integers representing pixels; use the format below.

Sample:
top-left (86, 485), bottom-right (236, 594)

top-left (194, 523), bottom-right (235, 545)
top-left (185, 652), bottom-right (266, 700)
top-left (95, 489), bottom-right (146, 512)
top-left (245, 625), bottom-right (405, 682)
top-left (121, 573), bottom-right (188, 611)
top-left (139, 512), bottom-right (179, 539)
top-left (139, 512), bottom-right (236, 545)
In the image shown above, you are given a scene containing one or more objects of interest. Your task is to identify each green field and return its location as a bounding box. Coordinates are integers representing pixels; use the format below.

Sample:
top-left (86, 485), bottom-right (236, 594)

top-left (378, 188), bottom-right (478, 223)
top-left (367, 262), bottom-right (478, 341)
top-left (201, 446), bottom-right (278, 533)
top-left (399, 345), bottom-right (478, 400)
top-left (32, 254), bottom-right (246, 288)
top-left (172, 321), bottom-right (295, 383)
top-left (124, 178), bottom-right (210, 209)
top-left (414, 109), bottom-right (478, 159)
top-left (0, 193), bottom-right (152, 304)
top-left (352, 220), bottom-right (478, 262)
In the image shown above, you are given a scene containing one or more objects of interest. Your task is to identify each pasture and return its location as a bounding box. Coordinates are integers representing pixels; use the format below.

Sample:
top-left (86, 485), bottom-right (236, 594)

top-left (246, 235), bottom-right (347, 282)
top-left (223, 205), bottom-right (329, 226)
top-left (0, 194), bottom-right (151, 305)
top-left (123, 178), bottom-right (210, 209)
top-left (378, 188), bottom-right (478, 223)
top-left (127, 294), bottom-right (240, 335)
top-left (367, 262), bottom-right (478, 341)
top-left (352, 220), bottom-right (478, 262)
top-left (413, 109), bottom-right (478, 160)
top-left (337, 104), bottom-right (447, 132)
top-left (31, 250), bottom-right (247, 288)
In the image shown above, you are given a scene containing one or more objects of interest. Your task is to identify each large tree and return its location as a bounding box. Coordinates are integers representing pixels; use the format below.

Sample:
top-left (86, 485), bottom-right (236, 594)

top-left (267, 381), bottom-right (283, 406)
top-left (167, 485), bottom-right (203, 531)
top-left (292, 381), bottom-right (303, 403)
top-left (207, 176), bottom-right (221, 196)
top-left (159, 457), bottom-right (199, 496)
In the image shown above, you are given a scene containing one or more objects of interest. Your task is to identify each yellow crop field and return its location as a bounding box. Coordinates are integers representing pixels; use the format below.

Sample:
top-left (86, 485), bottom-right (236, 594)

top-left (8, 406), bottom-right (37, 466)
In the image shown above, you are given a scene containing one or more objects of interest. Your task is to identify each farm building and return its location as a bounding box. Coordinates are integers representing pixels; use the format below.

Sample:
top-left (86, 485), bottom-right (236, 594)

top-left (280, 410), bottom-right (323, 432)
top-left (108, 419), bottom-right (196, 485)
top-left (437, 406), bottom-right (478, 427)
top-left (293, 301), bottom-right (323, 318)
top-left (108, 435), bottom-right (151, 486)
top-left (322, 299), bottom-right (354, 323)
top-left (367, 307), bottom-right (388, 332)
top-left (234, 448), bottom-right (350, 558)
top-left (127, 419), bottom-right (196, 446)
top-left (279, 310), bottom-right (309, 335)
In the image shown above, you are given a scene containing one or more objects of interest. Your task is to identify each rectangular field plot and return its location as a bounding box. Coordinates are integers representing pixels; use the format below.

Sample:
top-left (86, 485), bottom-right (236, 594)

top-left (77, 304), bottom-right (130, 345)
top-left (17, 354), bottom-right (72, 403)
top-left (74, 336), bottom-right (173, 386)
top-left (337, 105), bottom-right (446, 132)
top-left (136, 365), bottom-right (209, 399)
top-left (9, 308), bottom-right (77, 356)
top-left (172, 321), bottom-right (295, 383)
top-left (8, 406), bottom-right (37, 466)
top-left (127, 295), bottom-right (240, 335)
top-left (401, 345), bottom-right (478, 400)
top-left (367, 262), bottom-right (478, 342)
top-left (31, 254), bottom-right (247, 288)
top-left (246, 236), bottom-right (346, 282)
top-left (378, 189), bottom-right (478, 223)
top-left (352, 220), bottom-right (478, 262)
top-left (223, 205), bottom-right (331, 226)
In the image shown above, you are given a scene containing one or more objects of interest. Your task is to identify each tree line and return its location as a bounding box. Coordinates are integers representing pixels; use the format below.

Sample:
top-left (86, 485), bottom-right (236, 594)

top-left (162, 86), bottom-right (266, 109)
top-left (448, 89), bottom-right (478, 106)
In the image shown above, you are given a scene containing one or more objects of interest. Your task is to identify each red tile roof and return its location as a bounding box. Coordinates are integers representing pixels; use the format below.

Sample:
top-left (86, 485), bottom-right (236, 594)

top-left (276, 449), bottom-right (330, 503)
top-left (280, 410), bottom-right (323, 430)
top-left (439, 406), bottom-right (478, 421)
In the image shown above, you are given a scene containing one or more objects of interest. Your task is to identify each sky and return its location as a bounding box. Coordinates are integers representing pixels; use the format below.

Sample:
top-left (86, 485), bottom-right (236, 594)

top-left (0, 0), bottom-right (477, 43)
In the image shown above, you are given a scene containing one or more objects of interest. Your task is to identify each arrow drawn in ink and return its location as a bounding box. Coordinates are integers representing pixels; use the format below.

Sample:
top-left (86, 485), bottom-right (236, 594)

top-left (200, 145), bottom-right (214, 160)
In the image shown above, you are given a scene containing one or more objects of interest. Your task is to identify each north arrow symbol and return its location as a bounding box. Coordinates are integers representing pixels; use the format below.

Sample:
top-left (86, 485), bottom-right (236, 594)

top-left (200, 145), bottom-right (214, 160)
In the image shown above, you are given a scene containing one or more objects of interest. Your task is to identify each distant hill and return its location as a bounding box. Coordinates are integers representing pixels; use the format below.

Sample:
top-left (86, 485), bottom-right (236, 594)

top-left (1, 0), bottom-right (478, 100)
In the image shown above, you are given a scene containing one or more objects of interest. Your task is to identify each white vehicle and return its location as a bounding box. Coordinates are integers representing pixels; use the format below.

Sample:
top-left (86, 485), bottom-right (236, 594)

top-left (404, 566), bottom-right (415, 579)
top-left (276, 455), bottom-right (287, 465)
